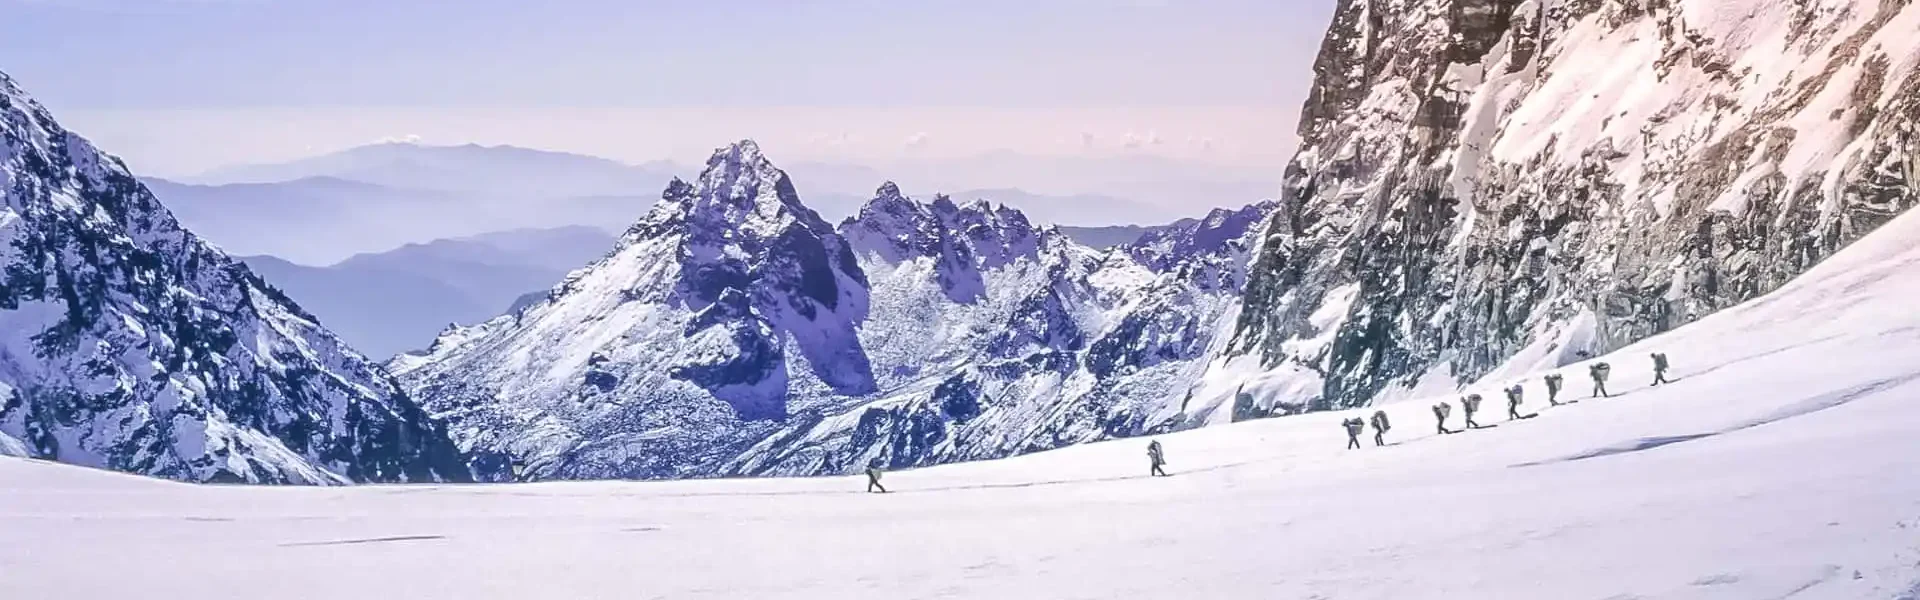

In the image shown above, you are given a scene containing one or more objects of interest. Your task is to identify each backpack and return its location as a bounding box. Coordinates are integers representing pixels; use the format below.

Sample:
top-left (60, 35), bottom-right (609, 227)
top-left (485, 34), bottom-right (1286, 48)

top-left (1371, 410), bottom-right (1391, 432)
top-left (1654, 353), bottom-right (1669, 370)
top-left (1464, 395), bottom-right (1481, 411)
top-left (1545, 374), bottom-right (1563, 390)
top-left (1591, 362), bottom-right (1611, 380)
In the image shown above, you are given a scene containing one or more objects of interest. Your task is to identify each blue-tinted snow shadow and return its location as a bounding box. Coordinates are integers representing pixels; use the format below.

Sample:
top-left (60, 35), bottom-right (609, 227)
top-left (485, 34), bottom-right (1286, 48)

top-left (1514, 372), bottom-right (1920, 468)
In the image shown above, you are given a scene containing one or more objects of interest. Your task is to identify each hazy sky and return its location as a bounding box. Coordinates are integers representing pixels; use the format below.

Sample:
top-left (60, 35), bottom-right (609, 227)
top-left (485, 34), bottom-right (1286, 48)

top-left (1, 0), bottom-right (1337, 177)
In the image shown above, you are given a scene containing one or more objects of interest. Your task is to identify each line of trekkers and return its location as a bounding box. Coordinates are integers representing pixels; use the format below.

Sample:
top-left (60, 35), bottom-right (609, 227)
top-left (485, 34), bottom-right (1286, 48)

top-left (1345, 352), bottom-right (1673, 449)
top-left (874, 352), bottom-right (1673, 486)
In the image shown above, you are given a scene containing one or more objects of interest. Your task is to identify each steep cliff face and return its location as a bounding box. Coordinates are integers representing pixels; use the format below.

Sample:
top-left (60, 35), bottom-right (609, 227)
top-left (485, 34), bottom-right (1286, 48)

top-left (0, 71), bottom-right (468, 484)
top-left (1222, 0), bottom-right (1920, 410)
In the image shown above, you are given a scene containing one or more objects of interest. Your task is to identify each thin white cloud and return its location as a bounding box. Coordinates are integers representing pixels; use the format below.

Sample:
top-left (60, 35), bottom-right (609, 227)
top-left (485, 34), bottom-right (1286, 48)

top-left (904, 132), bottom-right (930, 149)
top-left (810, 132), bottom-right (854, 148)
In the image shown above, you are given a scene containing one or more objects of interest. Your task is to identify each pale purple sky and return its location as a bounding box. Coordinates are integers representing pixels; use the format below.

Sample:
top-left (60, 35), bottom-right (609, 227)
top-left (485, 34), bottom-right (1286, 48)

top-left (2, 0), bottom-right (1337, 176)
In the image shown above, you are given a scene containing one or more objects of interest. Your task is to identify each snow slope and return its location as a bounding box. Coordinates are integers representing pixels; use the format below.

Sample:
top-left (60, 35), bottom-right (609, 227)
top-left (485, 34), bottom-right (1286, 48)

top-left (9, 203), bottom-right (1920, 599)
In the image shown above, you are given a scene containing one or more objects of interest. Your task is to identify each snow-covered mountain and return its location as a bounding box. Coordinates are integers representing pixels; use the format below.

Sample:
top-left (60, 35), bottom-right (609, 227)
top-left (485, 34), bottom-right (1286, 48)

top-left (0, 71), bottom-right (468, 484)
top-left (240, 226), bottom-right (619, 359)
top-left (392, 141), bottom-right (1275, 480)
top-left (1205, 0), bottom-right (1920, 412)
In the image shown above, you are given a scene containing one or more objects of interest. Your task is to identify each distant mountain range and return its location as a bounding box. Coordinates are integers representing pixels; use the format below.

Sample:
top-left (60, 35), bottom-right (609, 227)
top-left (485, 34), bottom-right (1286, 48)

top-left (240, 226), bottom-right (618, 360)
top-left (187, 141), bottom-right (679, 199)
top-left (140, 142), bottom-right (1274, 264)
top-left (142, 175), bottom-right (648, 265)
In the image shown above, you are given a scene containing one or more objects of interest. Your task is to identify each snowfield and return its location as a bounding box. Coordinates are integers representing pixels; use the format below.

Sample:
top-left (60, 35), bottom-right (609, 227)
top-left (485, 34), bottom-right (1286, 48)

top-left (8, 215), bottom-right (1920, 598)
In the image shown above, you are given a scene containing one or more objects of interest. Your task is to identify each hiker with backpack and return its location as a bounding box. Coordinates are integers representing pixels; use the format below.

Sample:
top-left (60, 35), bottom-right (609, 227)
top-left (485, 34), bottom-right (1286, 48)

top-left (1506, 384), bottom-right (1536, 420)
top-left (1544, 373), bottom-right (1565, 405)
top-left (865, 462), bottom-right (888, 493)
top-left (1651, 352), bottom-right (1672, 385)
top-left (1146, 440), bottom-right (1168, 477)
top-left (1369, 410), bottom-right (1392, 446)
top-left (1590, 362), bottom-right (1612, 398)
top-left (1463, 394), bottom-right (1485, 429)
top-left (1343, 417), bottom-right (1366, 450)
top-left (1433, 402), bottom-right (1456, 434)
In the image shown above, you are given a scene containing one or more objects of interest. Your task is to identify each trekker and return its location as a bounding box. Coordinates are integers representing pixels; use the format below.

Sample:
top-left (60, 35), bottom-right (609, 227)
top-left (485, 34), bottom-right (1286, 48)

top-left (1544, 373), bottom-right (1565, 405)
top-left (1147, 440), bottom-right (1168, 477)
top-left (1369, 410), bottom-right (1392, 447)
top-left (1506, 384), bottom-right (1535, 420)
top-left (1433, 402), bottom-right (1456, 434)
top-left (865, 463), bottom-right (888, 493)
top-left (1590, 362), bottom-right (1612, 398)
top-left (1343, 417), bottom-right (1365, 450)
top-left (1651, 352), bottom-right (1672, 385)
top-left (1463, 394), bottom-right (1484, 429)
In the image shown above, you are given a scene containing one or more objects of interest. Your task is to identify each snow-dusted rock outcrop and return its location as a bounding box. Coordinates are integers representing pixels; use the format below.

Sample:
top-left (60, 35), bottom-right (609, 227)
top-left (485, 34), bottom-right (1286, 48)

top-left (395, 141), bottom-right (1275, 479)
top-left (1217, 0), bottom-right (1919, 411)
top-left (0, 71), bottom-right (467, 484)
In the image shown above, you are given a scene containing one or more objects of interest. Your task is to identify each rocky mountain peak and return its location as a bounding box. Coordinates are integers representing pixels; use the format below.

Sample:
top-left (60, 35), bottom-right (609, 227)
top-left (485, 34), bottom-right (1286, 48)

top-left (397, 142), bottom-right (878, 478)
top-left (844, 183), bottom-right (946, 257)
top-left (934, 197), bottom-right (1040, 269)
top-left (655, 140), bottom-right (837, 245)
